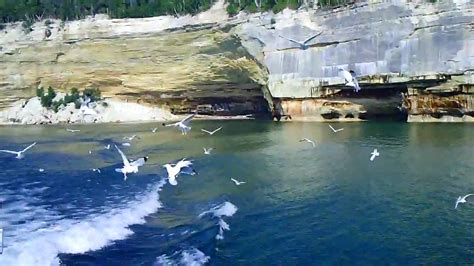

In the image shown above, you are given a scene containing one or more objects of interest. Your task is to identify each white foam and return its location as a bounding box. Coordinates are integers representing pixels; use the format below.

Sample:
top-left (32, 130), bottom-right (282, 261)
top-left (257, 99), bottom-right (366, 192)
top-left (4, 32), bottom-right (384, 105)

top-left (180, 248), bottom-right (210, 266)
top-left (155, 247), bottom-right (210, 266)
top-left (199, 202), bottom-right (237, 240)
top-left (0, 180), bottom-right (165, 266)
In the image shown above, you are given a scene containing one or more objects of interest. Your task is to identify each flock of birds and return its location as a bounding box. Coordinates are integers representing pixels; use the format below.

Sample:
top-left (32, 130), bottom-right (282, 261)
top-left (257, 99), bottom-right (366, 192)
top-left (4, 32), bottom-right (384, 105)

top-left (0, 113), bottom-right (472, 208)
top-left (0, 114), bottom-right (245, 188)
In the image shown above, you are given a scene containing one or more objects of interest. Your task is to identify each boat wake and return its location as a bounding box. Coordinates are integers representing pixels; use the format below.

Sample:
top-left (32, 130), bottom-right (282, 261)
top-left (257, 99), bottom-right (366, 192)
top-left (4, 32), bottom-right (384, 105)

top-left (155, 247), bottom-right (210, 266)
top-left (199, 201), bottom-right (238, 240)
top-left (0, 180), bottom-right (166, 266)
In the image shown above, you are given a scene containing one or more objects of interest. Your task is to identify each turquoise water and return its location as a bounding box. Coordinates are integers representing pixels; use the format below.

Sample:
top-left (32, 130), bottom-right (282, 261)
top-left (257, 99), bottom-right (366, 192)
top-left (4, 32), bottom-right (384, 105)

top-left (0, 121), bottom-right (473, 265)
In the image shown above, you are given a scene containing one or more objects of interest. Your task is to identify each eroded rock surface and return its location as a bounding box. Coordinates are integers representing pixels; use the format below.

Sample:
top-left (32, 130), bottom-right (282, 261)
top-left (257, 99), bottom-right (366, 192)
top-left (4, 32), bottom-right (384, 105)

top-left (1, 0), bottom-right (473, 122)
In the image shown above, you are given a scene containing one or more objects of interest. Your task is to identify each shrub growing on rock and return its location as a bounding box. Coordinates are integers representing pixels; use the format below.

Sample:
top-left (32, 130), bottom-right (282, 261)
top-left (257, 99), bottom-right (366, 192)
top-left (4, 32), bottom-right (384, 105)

top-left (64, 87), bottom-right (81, 105)
top-left (82, 87), bottom-right (102, 102)
top-left (40, 87), bottom-right (56, 108)
top-left (36, 87), bottom-right (44, 97)
top-left (52, 99), bottom-right (64, 113)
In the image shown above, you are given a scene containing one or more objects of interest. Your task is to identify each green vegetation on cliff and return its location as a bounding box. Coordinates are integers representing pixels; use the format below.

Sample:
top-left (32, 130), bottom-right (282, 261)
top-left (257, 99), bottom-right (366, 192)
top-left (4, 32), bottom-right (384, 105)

top-left (0, 0), bottom-right (356, 23)
top-left (36, 86), bottom-right (103, 112)
top-left (0, 0), bottom-right (216, 22)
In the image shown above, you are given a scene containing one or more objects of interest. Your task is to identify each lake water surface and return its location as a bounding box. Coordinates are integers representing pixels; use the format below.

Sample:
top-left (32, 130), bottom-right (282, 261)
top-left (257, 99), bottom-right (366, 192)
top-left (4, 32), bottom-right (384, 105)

top-left (0, 121), bottom-right (473, 265)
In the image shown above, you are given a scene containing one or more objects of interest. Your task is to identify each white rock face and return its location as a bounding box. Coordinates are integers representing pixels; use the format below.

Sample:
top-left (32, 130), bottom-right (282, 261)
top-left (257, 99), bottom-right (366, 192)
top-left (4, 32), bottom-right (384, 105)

top-left (234, 1), bottom-right (474, 98)
top-left (0, 98), bottom-right (176, 125)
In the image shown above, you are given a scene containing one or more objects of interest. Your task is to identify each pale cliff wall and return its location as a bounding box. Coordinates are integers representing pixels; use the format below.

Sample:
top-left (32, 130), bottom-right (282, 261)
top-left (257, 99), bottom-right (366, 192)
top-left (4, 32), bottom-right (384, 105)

top-left (235, 0), bottom-right (474, 121)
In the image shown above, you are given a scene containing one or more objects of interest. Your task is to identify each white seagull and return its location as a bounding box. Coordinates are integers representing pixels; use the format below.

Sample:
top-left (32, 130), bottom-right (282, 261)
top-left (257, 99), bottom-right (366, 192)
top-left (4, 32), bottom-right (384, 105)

top-left (66, 129), bottom-right (80, 133)
top-left (151, 128), bottom-right (158, 133)
top-left (163, 158), bottom-right (195, 186)
top-left (163, 113), bottom-right (195, 135)
top-left (338, 68), bottom-right (361, 92)
top-left (299, 138), bottom-right (315, 148)
top-left (201, 127), bottom-right (222, 135)
top-left (92, 168), bottom-right (101, 174)
top-left (203, 148), bottom-right (213, 155)
top-left (278, 32), bottom-right (323, 50)
top-left (123, 135), bottom-right (138, 141)
top-left (38, 168), bottom-right (45, 172)
top-left (114, 145), bottom-right (148, 181)
top-left (105, 144), bottom-right (111, 150)
top-left (329, 125), bottom-right (344, 133)
top-left (370, 149), bottom-right (380, 161)
top-left (231, 178), bottom-right (246, 186)
top-left (0, 142), bottom-right (37, 159)
top-left (122, 142), bottom-right (131, 147)
top-left (455, 194), bottom-right (473, 209)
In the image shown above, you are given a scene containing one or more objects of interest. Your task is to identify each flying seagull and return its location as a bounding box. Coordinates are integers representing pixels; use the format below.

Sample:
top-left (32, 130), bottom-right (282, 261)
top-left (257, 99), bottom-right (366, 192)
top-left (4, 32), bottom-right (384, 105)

top-left (299, 138), bottom-right (315, 148)
top-left (123, 135), bottom-right (138, 141)
top-left (338, 68), bottom-right (361, 92)
top-left (114, 145), bottom-right (148, 181)
top-left (122, 142), bottom-right (131, 147)
top-left (163, 158), bottom-right (196, 186)
top-left (38, 168), bottom-right (45, 172)
top-left (231, 178), bottom-right (246, 186)
top-left (455, 194), bottom-right (473, 209)
top-left (329, 125), bottom-right (344, 133)
top-left (151, 128), bottom-right (158, 133)
top-left (163, 113), bottom-right (195, 135)
top-left (370, 149), bottom-right (379, 161)
top-left (201, 127), bottom-right (222, 135)
top-left (203, 148), bottom-right (213, 155)
top-left (92, 168), bottom-right (101, 174)
top-left (105, 144), bottom-right (111, 150)
top-left (278, 32), bottom-right (323, 50)
top-left (0, 142), bottom-right (37, 159)
top-left (66, 129), bottom-right (80, 133)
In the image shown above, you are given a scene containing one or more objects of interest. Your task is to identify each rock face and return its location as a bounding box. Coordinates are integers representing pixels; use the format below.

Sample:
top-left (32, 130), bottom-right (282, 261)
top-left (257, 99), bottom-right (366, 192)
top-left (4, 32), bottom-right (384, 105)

top-left (236, 0), bottom-right (474, 121)
top-left (0, 1), bottom-right (269, 117)
top-left (1, 0), bottom-right (473, 122)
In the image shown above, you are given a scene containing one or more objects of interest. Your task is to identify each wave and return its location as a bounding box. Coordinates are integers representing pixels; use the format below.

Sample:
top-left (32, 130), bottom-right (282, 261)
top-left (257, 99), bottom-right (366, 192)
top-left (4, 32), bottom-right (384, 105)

top-left (199, 201), bottom-right (237, 240)
top-left (0, 180), bottom-right (166, 266)
top-left (155, 247), bottom-right (210, 266)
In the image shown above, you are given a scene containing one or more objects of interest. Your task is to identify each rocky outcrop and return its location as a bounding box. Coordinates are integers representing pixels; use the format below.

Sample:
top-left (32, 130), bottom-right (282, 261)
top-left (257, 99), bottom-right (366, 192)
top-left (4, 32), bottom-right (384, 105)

top-left (0, 95), bottom-right (175, 125)
top-left (1, 0), bottom-right (473, 122)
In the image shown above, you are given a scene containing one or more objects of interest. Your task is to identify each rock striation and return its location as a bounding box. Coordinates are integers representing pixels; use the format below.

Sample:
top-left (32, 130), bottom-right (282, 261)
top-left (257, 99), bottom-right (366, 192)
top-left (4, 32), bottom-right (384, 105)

top-left (235, 0), bottom-right (474, 121)
top-left (0, 0), bottom-right (473, 123)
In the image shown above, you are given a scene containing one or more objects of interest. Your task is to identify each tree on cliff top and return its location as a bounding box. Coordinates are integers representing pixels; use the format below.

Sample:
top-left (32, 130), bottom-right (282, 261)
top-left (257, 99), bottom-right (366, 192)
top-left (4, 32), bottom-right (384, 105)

top-left (0, 0), bottom-right (217, 23)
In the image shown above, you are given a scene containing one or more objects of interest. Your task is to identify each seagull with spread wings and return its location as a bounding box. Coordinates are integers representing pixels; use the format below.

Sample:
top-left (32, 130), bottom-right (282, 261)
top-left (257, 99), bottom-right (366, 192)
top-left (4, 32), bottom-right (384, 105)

top-left (299, 138), bottom-right (316, 148)
top-left (278, 32), bottom-right (323, 50)
top-left (231, 178), bottom-right (246, 186)
top-left (0, 142), bottom-right (37, 159)
top-left (201, 126), bottom-right (222, 135)
top-left (163, 158), bottom-right (196, 186)
top-left (203, 148), bottom-right (213, 155)
top-left (114, 145), bottom-right (148, 180)
top-left (329, 125), bottom-right (344, 133)
top-left (163, 113), bottom-right (195, 135)
top-left (455, 194), bottom-right (473, 209)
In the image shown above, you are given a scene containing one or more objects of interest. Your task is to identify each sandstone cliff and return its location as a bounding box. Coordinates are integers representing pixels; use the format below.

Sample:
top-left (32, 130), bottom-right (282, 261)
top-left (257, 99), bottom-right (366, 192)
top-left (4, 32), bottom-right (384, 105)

top-left (1, 0), bottom-right (473, 122)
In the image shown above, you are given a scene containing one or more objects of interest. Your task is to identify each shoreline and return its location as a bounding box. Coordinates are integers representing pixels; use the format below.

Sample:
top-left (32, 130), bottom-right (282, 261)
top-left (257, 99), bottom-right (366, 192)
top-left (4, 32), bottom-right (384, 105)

top-left (0, 95), bottom-right (258, 126)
